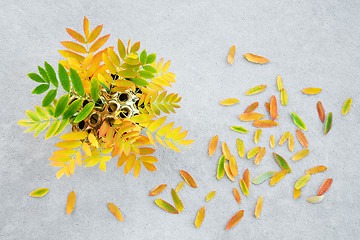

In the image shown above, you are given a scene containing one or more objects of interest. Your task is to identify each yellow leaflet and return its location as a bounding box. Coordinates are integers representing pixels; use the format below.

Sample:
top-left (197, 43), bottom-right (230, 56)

top-left (292, 149), bottom-right (309, 161)
top-left (195, 206), bottom-right (205, 228)
top-left (60, 131), bottom-right (88, 140)
top-left (205, 191), bottom-right (216, 202)
top-left (220, 98), bottom-right (239, 106)
top-left (227, 45), bottom-right (235, 64)
top-left (66, 191), bottom-right (76, 215)
top-left (270, 135), bottom-right (275, 148)
top-left (254, 129), bottom-right (262, 144)
top-left (247, 146), bottom-right (261, 159)
top-left (254, 195), bottom-right (263, 219)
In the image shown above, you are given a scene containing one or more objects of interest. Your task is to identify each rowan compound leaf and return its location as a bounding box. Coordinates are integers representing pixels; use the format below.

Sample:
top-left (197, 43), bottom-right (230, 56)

top-left (253, 120), bottom-right (279, 128)
top-left (291, 112), bottom-right (307, 131)
top-left (295, 174), bottom-right (311, 190)
top-left (54, 94), bottom-right (69, 118)
top-left (292, 149), bottom-right (309, 161)
top-left (316, 101), bottom-right (325, 123)
top-left (70, 68), bottom-right (84, 97)
top-left (273, 153), bottom-right (291, 172)
top-left (29, 188), bottom-right (49, 197)
top-left (244, 53), bottom-right (269, 64)
top-left (236, 138), bottom-right (245, 158)
top-left (208, 135), bottom-right (218, 157)
top-left (252, 171), bottom-right (277, 184)
top-left (306, 165), bottom-right (327, 175)
top-left (155, 199), bottom-right (178, 214)
top-left (66, 191), bottom-right (76, 215)
top-left (74, 102), bottom-right (95, 123)
top-left (108, 202), bottom-right (124, 221)
top-left (225, 210), bottom-right (244, 230)
top-left (255, 195), bottom-right (263, 219)
top-left (227, 45), bottom-right (235, 64)
top-left (233, 188), bottom-right (241, 205)
top-left (42, 89), bottom-right (57, 107)
top-left (230, 126), bottom-right (249, 133)
top-left (270, 169), bottom-right (289, 186)
top-left (149, 184), bottom-right (167, 196)
top-left (245, 85), bottom-right (267, 95)
top-left (217, 155), bottom-right (226, 180)
top-left (171, 188), bottom-right (184, 213)
top-left (317, 178), bottom-right (333, 196)
top-left (342, 98), bottom-right (352, 115)
top-left (220, 98), bottom-right (239, 106)
top-left (206, 191), bottom-right (216, 202)
top-left (180, 170), bottom-right (197, 188)
top-left (195, 206), bottom-right (205, 228)
top-left (296, 129), bottom-right (308, 148)
top-left (302, 87), bottom-right (322, 95)
top-left (306, 196), bottom-right (324, 204)
top-left (324, 112), bottom-right (333, 135)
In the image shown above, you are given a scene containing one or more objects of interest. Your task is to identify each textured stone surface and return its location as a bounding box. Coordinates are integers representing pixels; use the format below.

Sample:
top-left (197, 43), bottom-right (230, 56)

top-left (1, 0), bottom-right (360, 239)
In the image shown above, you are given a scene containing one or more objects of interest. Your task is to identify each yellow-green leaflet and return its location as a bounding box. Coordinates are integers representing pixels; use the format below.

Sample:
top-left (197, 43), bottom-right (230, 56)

top-left (230, 126), bottom-right (249, 133)
top-left (245, 85), bottom-right (267, 95)
top-left (342, 98), bottom-right (352, 115)
top-left (239, 179), bottom-right (249, 196)
top-left (273, 152), bottom-right (291, 172)
top-left (279, 131), bottom-right (290, 146)
top-left (254, 129), bottom-right (262, 144)
top-left (236, 138), bottom-right (245, 158)
top-left (252, 171), bottom-right (277, 184)
top-left (29, 188), bottom-right (49, 197)
top-left (171, 188), bottom-right (184, 213)
top-left (206, 191), bottom-right (216, 202)
top-left (295, 174), bottom-right (311, 189)
top-left (217, 155), bottom-right (225, 180)
top-left (292, 149), bottom-right (309, 161)
top-left (291, 112), bottom-right (307, 131)
top-left (247, 146), bottom-right (261, 159)
top-left (306, 195), bottom-right (324, 204)
top-left (324, 112), bottom-right (333, 135)
top-left (281, 89), bottom-right (288, 106)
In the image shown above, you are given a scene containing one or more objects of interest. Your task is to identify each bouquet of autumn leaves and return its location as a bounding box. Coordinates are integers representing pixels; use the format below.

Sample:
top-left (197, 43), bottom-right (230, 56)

top-left (18, 17), bottom-right (193, 179)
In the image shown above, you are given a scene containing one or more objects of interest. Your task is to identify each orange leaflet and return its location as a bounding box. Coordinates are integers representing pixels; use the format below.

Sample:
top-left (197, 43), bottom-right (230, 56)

top-left (180, 170), bottom-right (197, 188)
top-left (225, 210), bottom-right (244, 230)
top-left (243, 169), bottom-right (250, 189)
top-left (233, 188), bottom-right (241, 205)
top-left (244, 102), bottom-right (259, 113)
top-left (108, 202), bottom-right (124, 222)
top-left (294, 188), bottom-right (301, 199)
top-left (227, 45), bottom-right (235, 64)
top-left (270, 95), bottom-right (278, 121)
top-left (244, 53), bottom-right (269, 64)
top-left (317, 178), bottom-right (333, 196)
top-left (66, 191), bottom-right (76, 215)
top-left (221, 141), bottom-right (231, 160)
top-left (316, 101), bottom-right (325, 123)
top-left (296, 128), bottom-right (308, 148)
top-left (208, 135), bottom-right (218, 157)
top-left (239, 112), bottom-right (264, 121)
top-left (306, 165), bottom-right (327, 175)
top-left (253, 120), bottom-right (279, 128)
top-left (149, 184), bottom-right (167, 196)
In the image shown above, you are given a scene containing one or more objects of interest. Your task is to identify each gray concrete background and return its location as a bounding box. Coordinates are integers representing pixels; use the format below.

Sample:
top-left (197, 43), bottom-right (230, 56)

top-left (1, 0), bottom-right (359, 239)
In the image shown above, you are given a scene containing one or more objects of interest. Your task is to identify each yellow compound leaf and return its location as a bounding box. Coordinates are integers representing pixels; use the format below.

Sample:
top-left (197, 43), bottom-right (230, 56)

top-left (233, 188), bottom-right (241, 205)
top-left (244, 53), bottom-right (269, 64)
top-left (270, 169), bottom-right (289, 186)
top-left (288, 134), bottom-right (294, 152)
top-left (175, 181), bottom-right (185, 192)
top-left (277, 75), bottom-right (283, 91)
top-left (29, 188), bottom-right (49, 197)
top-left (60, 131), bottom-right (88, 140)
top-left (224, 162), bottom-right (234, 181)
top-left (227, 45), bottom-right (235, 64)
top-left (255, 195), bottom-right (263, 219)
top-left (208, 135), bottom-right (218, 157)
top-left (292, 149), bottom-right (309, 161)
top-left (55, 140), bottom-right (82, 149)
top-left (279, 131), bottom-right (290, 146)
top-left (108, 202), bottom-right (124, 222)
top-left (171, 188), bottom-right (184, 213)
top-left (226, 210), bottom-right (244, 230)
top-left (295, 174), bottom-right (311, 190)
top-left (245, 85), bottom-right (267, 95)
top-left (66, 191), bottom-right (76, 215)
top-left (149, 184), bottom-right (167, 196)
top-left (155, 199), bottom-right (178, 214)
top-left (270, 135), bottom-right (275, 149)
top-left (229, 155), bottom-right (238, 177)
top-left (247, 146), bottom-right (261, 159)
top-left (294, 188), bottom-right (301, 199)
top-left (236, 138), bottom-right (245, 158)
top-left (195, 206), bottom-right (205, 228)
top-left (306, 165), bottom-right (327, 175)
top-left (254, 147), bottom-right (266, 166)
top-left (342, 98), bottom-right (352, 115)
top-left (239, 112), bottom-right (264, 121)
top-left (180, 170), bottom-right (197, 188)
top-left (206, 191), bottom-right (216, 202)
top-left (221, 141), bottom-right (231, 160)
top-left (254, 129), bottom-right (262, 144)
top-left (253, 120), bottom-right (279, 128)
top-left (220, 98), bottom-right (239, 106)
top-left (302, 87), bottom-right (322, 95)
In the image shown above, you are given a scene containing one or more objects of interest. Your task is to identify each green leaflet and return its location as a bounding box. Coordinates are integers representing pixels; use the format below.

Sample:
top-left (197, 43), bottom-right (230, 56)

top-left (342, 98), bottom-right (352, 115)
top-left (230, 126), bottom-right (249, 133)
top-left (324, 112), bottom-right (333, 135)
top-left (139, 70), bottom-right (154, 79)
top-left (146, 53), bottom-right (156, 64)
top-left (217, 155), bottom-right (225, 180)
top-left (32, 84), bottom-right (50, 95)
top-left (171, 188), bottom-right (183, 213)
top-left (131, 77), bottom-right (149, 86)
top-left (44, 62), bottom-right (58, 88)
top-left (273, 152), bottom-right (292, 173)
top-left (118, 70), bottom-right (138, 78)
top-left (38, 66), bottom-right (49, 84)
top-left (252, 171), bottom-right (277, 184)
top-left (90, 78), bottom-right (100, 101)
top-left (28, 73), bottom-right (45, 83)
top-left (139, 49), bottom-right (147, 64)
top-left (291, 112), bottom-right (307, 131)
top-left (74, 102), bottom-right (95, 123)
top-left (63, 99), bottom-right (83, 119)
top-left (155, 199), bottom-right (178, 214)
top-left (143, 65), bottom-right (157, 74)
top-left (42, 89), bottom-right (57, 107)
top-left (54, 94), bottom-right (69, 118)
top-left (58, 63), bottom-right (70, 92)
top-left (70, 68), bottom-right (84, 97)
top-left (295, 174), bottom-right (311, 189)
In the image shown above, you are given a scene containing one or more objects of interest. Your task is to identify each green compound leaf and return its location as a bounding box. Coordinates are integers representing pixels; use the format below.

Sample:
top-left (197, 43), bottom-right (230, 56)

top-left (28, 73), bottom-right (45, 83)
top-left (63, 99), bottom-right (83, 119)
top-left (131, 77), bottom-right (149, 86)
top-left (31, 84), bottom-right (50, 94)
top-left (90, 78), bottom-right (100, 102)
top-left (74, 102), bottom-right (95, 123)
top-left (291, 112), bottom-right (307, 131)
top-left (324, 112), bottom-right (333, 135)
top-left (54, 94), bottom-right (70, 118)
top-left (273, 152), bottom-right (292, 173)
top-left (38, 66), bottom-right (49, 84)
top-left (44, 61), bottom-right (58, 88)
top-left (146, 53), bottom-right (156, 64)
top-left (70, 68), bottom-right (84, 97)
top-left (140, 49), bottom-right (147, 64)
top-left (217, 155), bottom-right (225, 180)
top-left (230, 126), bottom-right (249, 133)
top-left (42, 89), bottom-right (57, 107)
top-left (58, 63), bottom-right (70, 92)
